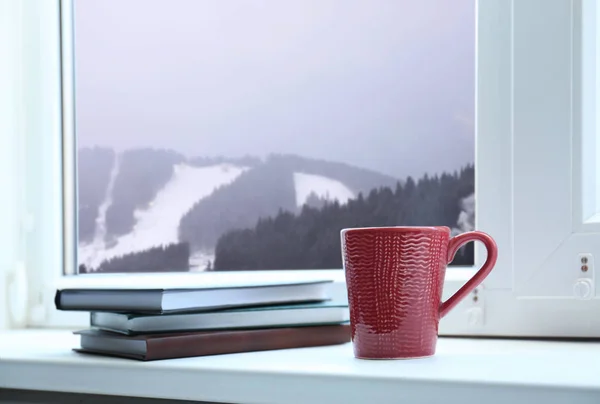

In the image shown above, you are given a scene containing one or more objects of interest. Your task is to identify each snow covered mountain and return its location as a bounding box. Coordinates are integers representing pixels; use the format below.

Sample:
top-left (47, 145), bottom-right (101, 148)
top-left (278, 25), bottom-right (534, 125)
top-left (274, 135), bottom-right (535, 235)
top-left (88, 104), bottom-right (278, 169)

top-left (293, 173), bottom-right (354, 207)
top-left (79, 163), bottom-right (247, 269)
top-left (214, 166), bottom-right (476, 270)
top-left (77, 148), bottom-right (396, 271)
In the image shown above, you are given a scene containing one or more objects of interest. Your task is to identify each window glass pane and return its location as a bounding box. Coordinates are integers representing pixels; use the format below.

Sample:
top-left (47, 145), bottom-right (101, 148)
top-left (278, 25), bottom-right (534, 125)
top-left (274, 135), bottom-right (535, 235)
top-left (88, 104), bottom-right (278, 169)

top-left (73, 0), bottom-right (475, 273)
top-left (582, 0), bottom-right (600, 223)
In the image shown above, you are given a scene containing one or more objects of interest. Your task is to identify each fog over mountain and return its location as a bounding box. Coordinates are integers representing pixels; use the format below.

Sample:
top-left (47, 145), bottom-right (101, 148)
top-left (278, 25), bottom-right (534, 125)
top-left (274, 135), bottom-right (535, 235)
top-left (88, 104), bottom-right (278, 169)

top-left (74, 0), bottom-right (474, 180)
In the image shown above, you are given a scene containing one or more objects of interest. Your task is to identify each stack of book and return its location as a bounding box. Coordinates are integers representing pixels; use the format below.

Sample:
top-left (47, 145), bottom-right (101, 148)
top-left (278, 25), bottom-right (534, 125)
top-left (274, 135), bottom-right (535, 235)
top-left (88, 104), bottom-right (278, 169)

top-left (55, 279), bottom-right (350, 361)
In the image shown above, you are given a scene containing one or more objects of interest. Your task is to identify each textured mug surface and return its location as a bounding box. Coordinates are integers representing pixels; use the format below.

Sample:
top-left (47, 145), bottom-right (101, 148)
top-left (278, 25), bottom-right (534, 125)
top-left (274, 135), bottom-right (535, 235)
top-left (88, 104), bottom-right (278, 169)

top-left (341, 226), bottom-right (497, 359)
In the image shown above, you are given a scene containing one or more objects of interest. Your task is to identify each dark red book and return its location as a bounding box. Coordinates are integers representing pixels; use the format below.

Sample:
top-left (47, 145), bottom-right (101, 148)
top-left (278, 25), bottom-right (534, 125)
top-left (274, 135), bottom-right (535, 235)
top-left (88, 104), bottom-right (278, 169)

top-left (73, 324), bottom-right (351, 361)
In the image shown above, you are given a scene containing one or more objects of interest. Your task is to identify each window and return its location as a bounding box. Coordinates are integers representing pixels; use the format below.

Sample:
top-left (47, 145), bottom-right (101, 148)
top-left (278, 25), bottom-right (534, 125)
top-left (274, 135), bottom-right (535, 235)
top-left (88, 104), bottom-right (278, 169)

top-left (6, 0), bottom-right (600, 337)
top-left (582, 0), bottom-right (600, 225)
top-left (70, 0), bottom-right (476, 275)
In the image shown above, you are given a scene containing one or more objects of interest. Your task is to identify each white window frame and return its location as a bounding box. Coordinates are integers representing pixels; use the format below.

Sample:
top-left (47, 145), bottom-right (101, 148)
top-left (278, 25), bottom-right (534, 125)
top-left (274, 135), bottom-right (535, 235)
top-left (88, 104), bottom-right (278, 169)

top-left (5, 0), bottom-right (600, 338)
top-left (473, 0), bottom-right (600, 337)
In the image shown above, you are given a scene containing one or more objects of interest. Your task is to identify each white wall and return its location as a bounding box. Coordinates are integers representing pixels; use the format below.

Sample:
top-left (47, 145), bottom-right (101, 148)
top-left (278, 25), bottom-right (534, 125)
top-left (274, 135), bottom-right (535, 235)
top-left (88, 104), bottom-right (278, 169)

top-left (0, 0), bottom-right (26, 330)
top-left (0, 0), bottom-right (62, 330)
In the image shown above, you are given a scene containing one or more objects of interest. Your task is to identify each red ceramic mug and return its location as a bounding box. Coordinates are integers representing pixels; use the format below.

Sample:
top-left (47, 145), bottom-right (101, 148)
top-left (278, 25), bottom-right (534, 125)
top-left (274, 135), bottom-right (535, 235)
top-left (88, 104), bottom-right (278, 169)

top-left (341, 226), bottom-right (498, 359)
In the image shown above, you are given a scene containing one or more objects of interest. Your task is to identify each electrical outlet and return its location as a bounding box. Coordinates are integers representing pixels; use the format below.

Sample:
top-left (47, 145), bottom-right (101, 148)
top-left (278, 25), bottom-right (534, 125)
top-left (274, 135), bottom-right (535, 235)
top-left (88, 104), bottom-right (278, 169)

top-left (574, 253), bottom-right (594, 300)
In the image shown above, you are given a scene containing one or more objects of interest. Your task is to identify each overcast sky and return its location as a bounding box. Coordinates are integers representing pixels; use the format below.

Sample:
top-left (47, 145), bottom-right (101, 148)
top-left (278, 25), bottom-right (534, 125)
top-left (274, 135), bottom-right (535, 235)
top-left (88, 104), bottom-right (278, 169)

top-left (75, 0), bottom-right (474, 179)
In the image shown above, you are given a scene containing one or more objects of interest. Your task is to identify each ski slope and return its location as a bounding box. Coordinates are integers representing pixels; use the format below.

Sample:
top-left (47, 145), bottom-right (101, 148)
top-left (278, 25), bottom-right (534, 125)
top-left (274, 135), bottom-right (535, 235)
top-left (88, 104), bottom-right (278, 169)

top-left (293, 172), bottom-right (354, 207)
top-left (80, 163), bottom-right (246, 269)
top-left (92, 156), bottom-right (120, 245)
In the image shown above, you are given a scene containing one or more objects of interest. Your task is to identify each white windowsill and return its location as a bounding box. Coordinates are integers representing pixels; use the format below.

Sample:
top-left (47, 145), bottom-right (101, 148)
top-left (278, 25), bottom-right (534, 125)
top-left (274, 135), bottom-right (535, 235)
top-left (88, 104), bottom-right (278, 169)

top-left (1, 330), bottom-right (600, 404)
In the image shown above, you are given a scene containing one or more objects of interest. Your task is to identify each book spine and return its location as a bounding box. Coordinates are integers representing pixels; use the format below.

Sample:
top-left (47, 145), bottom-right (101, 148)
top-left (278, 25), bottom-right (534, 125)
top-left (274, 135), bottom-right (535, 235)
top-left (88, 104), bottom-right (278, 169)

top-left (144, 325), bottom-right (351, 360)
top-left (54, 290), bottom-right (63, 309)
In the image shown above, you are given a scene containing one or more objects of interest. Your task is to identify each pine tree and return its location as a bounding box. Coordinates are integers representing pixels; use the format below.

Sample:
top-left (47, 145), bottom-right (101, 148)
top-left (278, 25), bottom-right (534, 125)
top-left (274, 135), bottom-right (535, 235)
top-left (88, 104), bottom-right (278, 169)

top-left (214, 166), bottom-right (475, 270)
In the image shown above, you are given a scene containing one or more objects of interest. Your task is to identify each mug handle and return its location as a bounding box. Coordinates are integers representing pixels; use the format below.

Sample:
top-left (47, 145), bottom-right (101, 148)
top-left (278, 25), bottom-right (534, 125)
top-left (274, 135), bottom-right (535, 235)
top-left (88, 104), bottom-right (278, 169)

top-left (439, 231), bottom-right (498, 318)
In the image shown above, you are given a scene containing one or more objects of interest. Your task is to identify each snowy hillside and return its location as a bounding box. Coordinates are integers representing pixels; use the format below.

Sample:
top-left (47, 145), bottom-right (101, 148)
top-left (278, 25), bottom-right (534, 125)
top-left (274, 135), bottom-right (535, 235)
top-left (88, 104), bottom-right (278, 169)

top-left (77, 150), bottom-right (407, 272)
top-left (90, 156), bottom-right (120, 245)
top-left (79, 163), bottom-right (247, 269)
top-left (214, 165), bottom-right (476, 270)
top-left (293, 172), bottom-right (354, 207)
